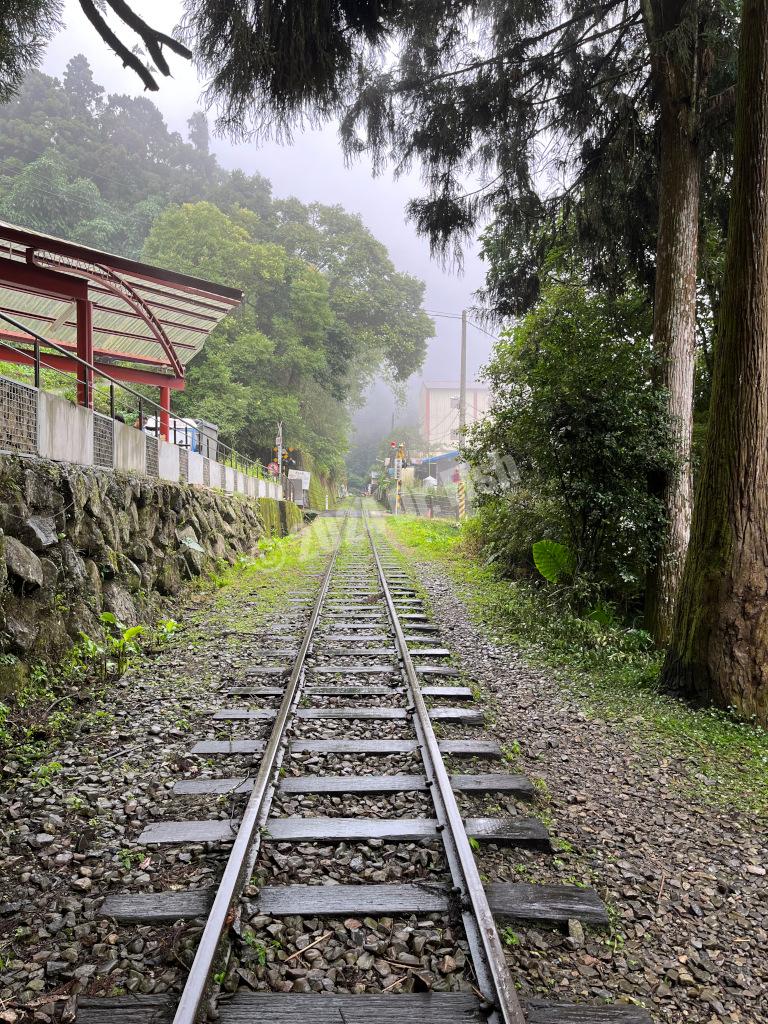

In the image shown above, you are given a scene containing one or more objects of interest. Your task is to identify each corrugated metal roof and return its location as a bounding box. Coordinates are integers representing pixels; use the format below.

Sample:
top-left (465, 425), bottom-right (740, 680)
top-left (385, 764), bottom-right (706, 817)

top-left (0, 221), bottom-right (243, 376)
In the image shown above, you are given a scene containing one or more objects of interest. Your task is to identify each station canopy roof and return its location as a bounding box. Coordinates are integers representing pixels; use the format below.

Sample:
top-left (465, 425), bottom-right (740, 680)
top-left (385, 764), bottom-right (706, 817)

top-left (0, 221), bottom-right (243, 380)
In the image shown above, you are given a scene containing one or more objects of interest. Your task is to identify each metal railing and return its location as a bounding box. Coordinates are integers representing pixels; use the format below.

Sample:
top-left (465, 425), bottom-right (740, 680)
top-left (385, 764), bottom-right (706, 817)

top-left (0, 309), bottom-right (268, 480)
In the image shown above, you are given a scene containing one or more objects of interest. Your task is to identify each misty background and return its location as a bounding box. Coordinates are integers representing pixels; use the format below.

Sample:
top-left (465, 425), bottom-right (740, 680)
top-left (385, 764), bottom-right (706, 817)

top-left (40, 1), bottom-right (497, 457)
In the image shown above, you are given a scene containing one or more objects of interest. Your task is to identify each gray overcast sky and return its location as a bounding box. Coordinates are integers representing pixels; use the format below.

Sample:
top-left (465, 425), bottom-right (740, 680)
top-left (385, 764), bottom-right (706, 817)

top-left (41, 0), bottom-right (497, 388)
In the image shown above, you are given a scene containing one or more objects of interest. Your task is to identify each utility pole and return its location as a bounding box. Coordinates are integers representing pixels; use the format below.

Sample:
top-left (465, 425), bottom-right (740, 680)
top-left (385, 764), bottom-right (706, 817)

top-left (459, 308), bottom-right (467, 436)
top-left (276, 421), bottom-right (283, 479)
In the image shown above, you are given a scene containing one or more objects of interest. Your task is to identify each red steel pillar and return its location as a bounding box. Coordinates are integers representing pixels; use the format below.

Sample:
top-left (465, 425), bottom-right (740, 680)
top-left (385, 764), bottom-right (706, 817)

top-left (159, 385), bottom-right (171, 441)
top-left (76, 298), bottom-right (94, 408)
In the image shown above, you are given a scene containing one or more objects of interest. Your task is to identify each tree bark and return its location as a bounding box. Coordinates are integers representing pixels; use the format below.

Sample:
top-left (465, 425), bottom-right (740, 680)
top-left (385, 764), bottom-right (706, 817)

top-left (661, 0), bottom-right (768, 723)
top-left (644, 1), bottom-right (702, 646)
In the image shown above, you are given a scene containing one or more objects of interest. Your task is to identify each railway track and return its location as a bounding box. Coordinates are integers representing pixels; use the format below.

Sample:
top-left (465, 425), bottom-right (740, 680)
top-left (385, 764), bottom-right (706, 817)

top-left (77, 511), bottom-right (651, 1024)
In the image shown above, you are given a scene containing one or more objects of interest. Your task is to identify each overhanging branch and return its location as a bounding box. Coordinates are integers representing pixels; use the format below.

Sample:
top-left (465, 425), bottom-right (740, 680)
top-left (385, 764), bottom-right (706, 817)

top-left (78, 0), bottom-right (191, 91)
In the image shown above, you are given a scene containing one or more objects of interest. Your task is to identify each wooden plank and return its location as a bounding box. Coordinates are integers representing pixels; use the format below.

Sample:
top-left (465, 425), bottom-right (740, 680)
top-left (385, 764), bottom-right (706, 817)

top-left (421, 686), bottom-right (472, 699)
top-left (213, 709), bottom-right (276, 721)
top-left (218, 993), bottom-right (482, 1023)
top-left (289, 739), bottom-right (418, 755)
top-left (101, 888), bottom-right (213, 922)
top-left (173, 772), bottom-right (534, 798)
top-left (191, 740), bottom-right (265, 755)
top-left (318, 647), bottom-right (397, 657)
top-left (310, 664), bottom-right (397, 674)
top-left (305, 686), bottom-right (403, 696)
top-left (292, 707), bottom-right (478, 722)
top-left (486, 882), bottom-right (609, 926)
top-left (257, 883), bottom-right (448, 915)
top-left (267, 817), bottom-right (438, 842)
top-left (428, 707), bottom-right (483, 724)
top-left (464, 816), bottom-right (551, 851)
top-left (324, 622), bottom-right (388, 630)
top-left (139, 819), bottom-right (237, 844)
top-left (191, 738), bottom-right (501, 758)
top-left (327, 605), bottom-right (384, 612)
top-left (254, 882), bottom-right (609, 924)
top-left (297, 707), bottom-right (407, 720)
top-left (450, 773), bottom-right (534, 798)
top-left (321, 633), bottom-right (391, 642)
top-left (98, 881), bottom-right (608, 928)
top-left (279, 774), bottom-right (426, 794)
top-left (402, 624), bottom-right (439, 632)
top-left (77, 994), bottom-right (650, 1024)
top-left (326, 611), bottom-right (383, 618)
top-left (265, 816), bottom-right (546, 845)
top-left (77, 995), bottom-right (174, 1024)
top-left (438, 739), bottom-right (502, 757)
top-left (415, 666), bottom-right (461, 677)
top-left (226, 686), bottom-right (283, 697)
top-left (244, 666), bottom-right (289, 676)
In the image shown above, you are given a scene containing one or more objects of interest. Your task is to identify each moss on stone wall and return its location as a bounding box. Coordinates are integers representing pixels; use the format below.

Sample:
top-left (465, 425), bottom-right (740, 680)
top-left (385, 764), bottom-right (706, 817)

top-left (0, 455), bottom-right (303, 669)
top-left (258, 497), bottom-right (304, 537)
top-left (299, 451), bottom-right (338, 511)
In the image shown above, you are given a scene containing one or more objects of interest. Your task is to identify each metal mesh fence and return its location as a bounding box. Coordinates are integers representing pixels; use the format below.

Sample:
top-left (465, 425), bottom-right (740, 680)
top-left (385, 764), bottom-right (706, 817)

top-left (0, 376), bottom-right (38, 455)
top-left (179, 447), bottom-right (189, 483)
top-left (93, 413), bottom-right (114, 468)
top-left (146, 435), bottom-right (159, 477)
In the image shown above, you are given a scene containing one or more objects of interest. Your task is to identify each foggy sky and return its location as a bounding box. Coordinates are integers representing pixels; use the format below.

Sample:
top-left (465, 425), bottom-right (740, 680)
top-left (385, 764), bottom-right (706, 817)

top-left (40, 1), bottom-right (498, 440)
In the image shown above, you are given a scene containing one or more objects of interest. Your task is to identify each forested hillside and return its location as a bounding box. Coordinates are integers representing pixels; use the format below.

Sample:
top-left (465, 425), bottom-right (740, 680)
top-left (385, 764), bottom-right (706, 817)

top-left (0, 56), bottom-right (433, 479)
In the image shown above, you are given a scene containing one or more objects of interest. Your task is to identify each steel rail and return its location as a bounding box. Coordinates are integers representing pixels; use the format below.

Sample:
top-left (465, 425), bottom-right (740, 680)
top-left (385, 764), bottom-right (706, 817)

top-left (363, 511), bottom-right (526, 1024)
top-left (172, 514), bottom-right (349, 1024)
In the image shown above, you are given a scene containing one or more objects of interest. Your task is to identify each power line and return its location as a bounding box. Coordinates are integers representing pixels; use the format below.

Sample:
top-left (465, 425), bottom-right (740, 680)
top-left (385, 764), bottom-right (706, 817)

top-left (469, 319), bottom-right (502, 342)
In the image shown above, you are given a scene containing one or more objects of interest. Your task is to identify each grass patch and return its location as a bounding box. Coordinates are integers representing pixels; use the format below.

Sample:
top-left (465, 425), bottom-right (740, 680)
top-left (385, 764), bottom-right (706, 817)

top-left (383, 515), bottom-right (768, 817)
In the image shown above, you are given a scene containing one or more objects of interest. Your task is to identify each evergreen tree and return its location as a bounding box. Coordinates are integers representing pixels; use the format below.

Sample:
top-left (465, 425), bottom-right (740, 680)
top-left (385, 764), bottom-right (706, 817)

top-left (662, 0), bottom-right (768, 724)
top-left (0, 1), bottom-right (61, 102)
top-left (62, 53), bottom-right (103, 113)
top-left (187, 111), bottom-right (210, 153)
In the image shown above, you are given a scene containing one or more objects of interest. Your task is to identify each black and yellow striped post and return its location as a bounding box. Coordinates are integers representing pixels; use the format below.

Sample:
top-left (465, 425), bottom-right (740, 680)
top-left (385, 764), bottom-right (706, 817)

top-left (457, 479), bottom-right (466, 519)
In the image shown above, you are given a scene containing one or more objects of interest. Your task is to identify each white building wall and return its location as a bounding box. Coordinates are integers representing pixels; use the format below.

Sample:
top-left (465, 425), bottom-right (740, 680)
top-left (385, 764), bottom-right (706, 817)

top-left (420, 383), bottom-right (490, 450)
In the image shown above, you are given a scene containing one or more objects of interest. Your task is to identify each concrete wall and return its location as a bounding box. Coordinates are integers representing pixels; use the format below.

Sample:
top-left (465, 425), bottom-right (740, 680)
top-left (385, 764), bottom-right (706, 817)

top-left (158, 439), bottom-right (180, 482)
top-left (188, 450), bottom-right (204, 485)
top-left (114, 420), bottom-right (146, 475)
top-left (38, 391), bottom-right (94, 466)
top-left (2, 376), bottom-right (281, 506)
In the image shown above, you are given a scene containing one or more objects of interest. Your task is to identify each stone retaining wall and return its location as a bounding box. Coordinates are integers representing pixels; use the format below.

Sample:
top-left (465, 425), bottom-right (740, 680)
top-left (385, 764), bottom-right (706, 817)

top-left (0, 454), bottom-right (303, 682)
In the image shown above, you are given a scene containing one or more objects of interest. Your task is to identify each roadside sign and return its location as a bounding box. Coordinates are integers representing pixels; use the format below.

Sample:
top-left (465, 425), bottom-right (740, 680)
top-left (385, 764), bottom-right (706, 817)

top-left (288, 469), bottom-right (311, 489)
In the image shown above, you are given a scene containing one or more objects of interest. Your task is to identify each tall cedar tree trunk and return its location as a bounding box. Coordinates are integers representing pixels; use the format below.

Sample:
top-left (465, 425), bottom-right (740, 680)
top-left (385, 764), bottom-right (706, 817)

top-left (662, 0), bottom-right (768, 722)
top-left (644, 0), bottom-right (701, 646)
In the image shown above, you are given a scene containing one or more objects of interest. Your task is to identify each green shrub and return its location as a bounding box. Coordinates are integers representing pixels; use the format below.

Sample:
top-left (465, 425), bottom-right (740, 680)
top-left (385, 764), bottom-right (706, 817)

top-left (469, 489), bottom-right (566, 576)
top-left (464, 279), bottom-right (674, 609)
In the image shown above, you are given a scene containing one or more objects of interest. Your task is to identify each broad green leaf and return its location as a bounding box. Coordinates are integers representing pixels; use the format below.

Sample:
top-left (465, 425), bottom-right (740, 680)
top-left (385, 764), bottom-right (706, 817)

top-left (532, 539), bottom-right (574, 583)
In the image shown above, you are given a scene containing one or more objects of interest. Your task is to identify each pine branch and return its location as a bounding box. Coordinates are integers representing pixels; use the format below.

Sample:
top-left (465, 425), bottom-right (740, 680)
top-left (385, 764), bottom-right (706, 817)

top-left (396, 10), bottom-right (641, 93)
top-left (78, 0), bottom-right (159, 91)
top-left (702, 84), bottom-right (736, 127)
top-left (104, 0), bottom-right (192, 74)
